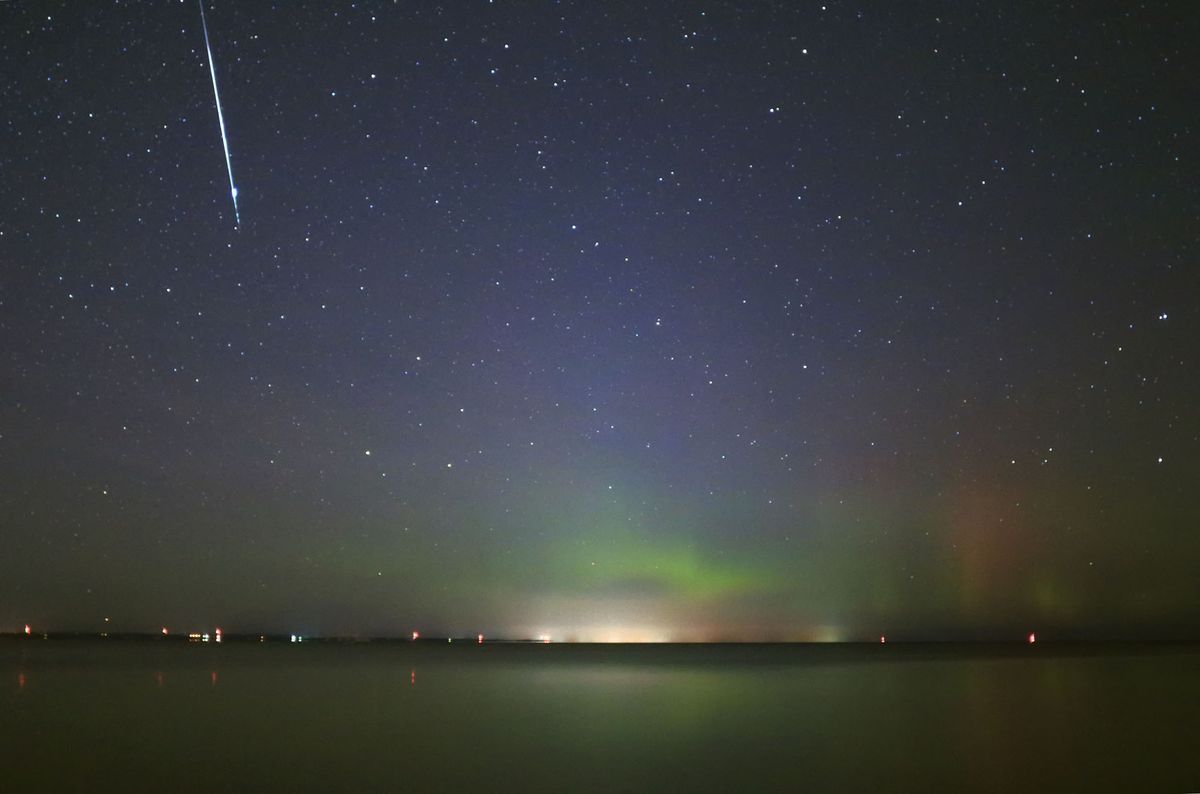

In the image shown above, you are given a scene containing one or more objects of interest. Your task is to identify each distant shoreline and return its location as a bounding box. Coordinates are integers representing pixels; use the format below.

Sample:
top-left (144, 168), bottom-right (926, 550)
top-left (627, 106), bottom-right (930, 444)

top-left (4, 633), bottom-right (1199, 647)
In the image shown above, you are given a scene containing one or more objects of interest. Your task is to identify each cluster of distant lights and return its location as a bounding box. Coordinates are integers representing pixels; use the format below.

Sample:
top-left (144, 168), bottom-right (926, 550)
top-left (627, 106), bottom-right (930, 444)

top-left (17, 625), bottom-right (525, 644)
top-left (14, 624), bottom-right (532, 644)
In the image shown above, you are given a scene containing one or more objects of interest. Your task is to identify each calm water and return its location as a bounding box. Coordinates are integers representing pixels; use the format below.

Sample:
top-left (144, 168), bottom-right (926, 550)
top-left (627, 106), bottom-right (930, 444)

top-left (3, 640), bottom-right (1198, 792)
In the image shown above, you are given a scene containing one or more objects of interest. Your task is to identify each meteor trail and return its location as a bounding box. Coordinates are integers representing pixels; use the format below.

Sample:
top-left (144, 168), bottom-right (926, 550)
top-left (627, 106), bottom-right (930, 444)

top-left (198, 0), bottom-right (239, 227)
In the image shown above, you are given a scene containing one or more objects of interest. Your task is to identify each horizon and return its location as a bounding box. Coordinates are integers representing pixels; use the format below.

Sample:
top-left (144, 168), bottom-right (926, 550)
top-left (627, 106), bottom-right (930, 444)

top-left (7, 624), bottom-right (1200, 645)
top-left (7, 631), bottom-right (1196, 644)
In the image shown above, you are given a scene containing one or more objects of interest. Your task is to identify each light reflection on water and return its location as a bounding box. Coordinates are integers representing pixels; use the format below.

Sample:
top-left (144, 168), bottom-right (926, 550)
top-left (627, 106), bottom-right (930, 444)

top-left (2, 641), bottom-right (1198, 792)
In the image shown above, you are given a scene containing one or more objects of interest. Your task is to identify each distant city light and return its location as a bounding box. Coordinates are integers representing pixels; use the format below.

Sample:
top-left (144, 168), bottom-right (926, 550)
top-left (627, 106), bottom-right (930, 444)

top-left (161, 627), bottom-right (169, 635)
top-left (880, 636), bottom-right (886, 644)
top-left (24, 624), bottom-right (31, 636)
top-left (477, 634), bottom-right (484, 644)
top-left (1028, 632), bottom-right (1037, 644)
top-left (412, 630), bottom-right (420, 641)
top-left (215, 627), bottom-right (222, 643)
top-left (291, 634), bottom-right (297, 643)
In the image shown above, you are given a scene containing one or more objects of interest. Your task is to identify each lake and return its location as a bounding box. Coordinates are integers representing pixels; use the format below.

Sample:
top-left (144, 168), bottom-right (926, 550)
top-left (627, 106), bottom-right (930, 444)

top-left (3, 639), bottom-right (1198, 792)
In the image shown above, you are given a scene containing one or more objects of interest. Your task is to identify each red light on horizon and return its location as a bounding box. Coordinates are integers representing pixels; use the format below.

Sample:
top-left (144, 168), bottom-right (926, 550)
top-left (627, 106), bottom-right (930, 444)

top-left (1028, 632), bottom-right (1037, 644)
top-left (478, 634), bottom-right (484, 644)
top-left (24, 624), bottom-right (31, 636)
top-left (161, 627), bottom-right (169, 635)
top-left (412, 630), bottom-right (420, 641)
top-left (880, 636), bottom-right (886, 644)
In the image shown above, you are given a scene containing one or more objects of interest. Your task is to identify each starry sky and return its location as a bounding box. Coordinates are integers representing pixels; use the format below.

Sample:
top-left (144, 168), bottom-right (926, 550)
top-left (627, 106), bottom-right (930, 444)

top-left (2, 1), bottom-right (1197, 641)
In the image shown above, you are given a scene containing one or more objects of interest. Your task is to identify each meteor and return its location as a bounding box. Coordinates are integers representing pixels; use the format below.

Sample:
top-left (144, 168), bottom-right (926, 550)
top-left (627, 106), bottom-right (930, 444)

top-left (198, 0), bottom-right (239, 227)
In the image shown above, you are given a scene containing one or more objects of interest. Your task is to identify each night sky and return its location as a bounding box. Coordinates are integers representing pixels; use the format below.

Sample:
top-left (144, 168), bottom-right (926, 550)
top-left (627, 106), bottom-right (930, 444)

top-left (2, 1), bottom-right (1197, 641)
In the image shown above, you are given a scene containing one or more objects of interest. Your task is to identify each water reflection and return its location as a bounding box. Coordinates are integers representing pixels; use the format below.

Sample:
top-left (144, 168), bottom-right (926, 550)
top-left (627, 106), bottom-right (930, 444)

top-left (1, 642), bottom-right (1197, 793)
